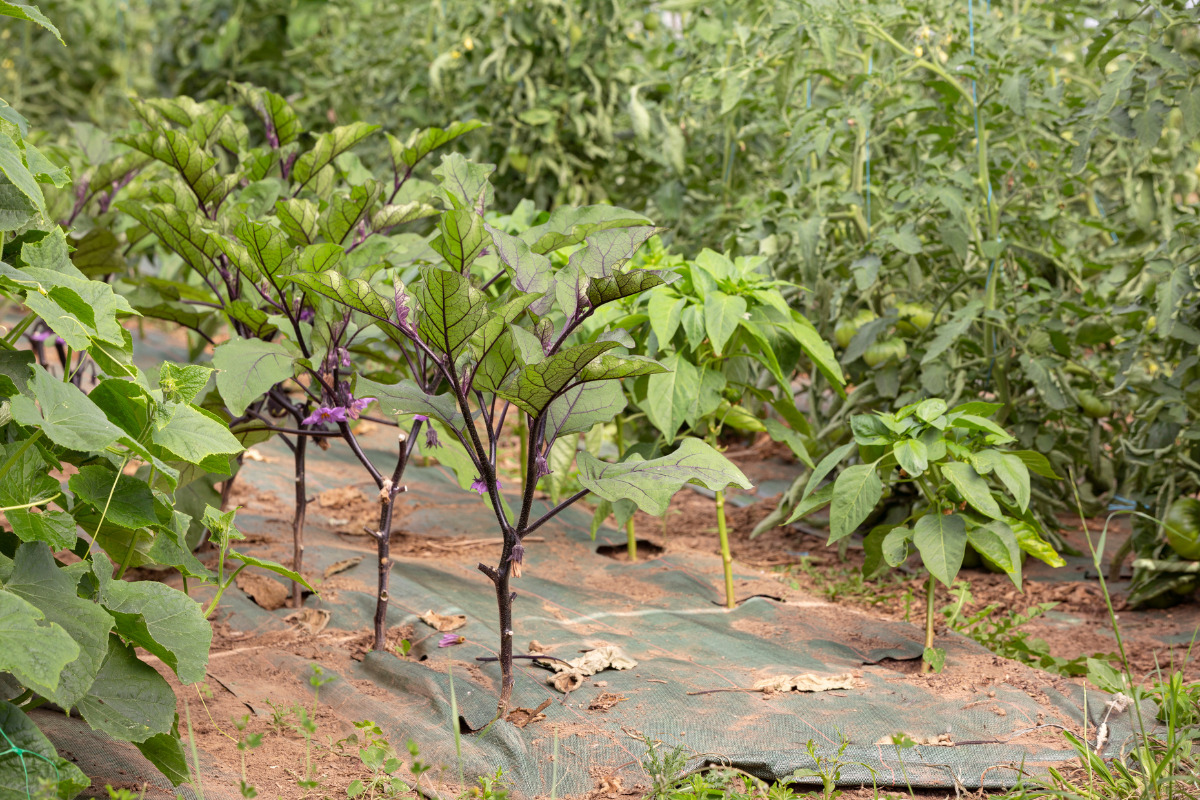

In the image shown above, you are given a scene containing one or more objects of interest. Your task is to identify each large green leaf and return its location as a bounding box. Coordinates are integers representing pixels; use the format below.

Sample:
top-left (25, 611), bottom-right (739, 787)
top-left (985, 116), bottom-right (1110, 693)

top-left (913, 512), bottom-right (967, 587)
top-left (577, 437), bottom-right (751, 516)
top-left (703, 291), bottom-right (747, 356)
top-left (120, 130), bottom-right (235, 208)
top-left (134, 730), bottom-right (190, 787)
top-left (487, 224), bottom-right (552, 312)
top-left (941, 461), bottom-right (1002, 520)
top-left (545, 381), bottom-right (626, 441)
top-left (647, 292), bottom-right (685, 345)
top-left (6, 510), bottom-right (76, 550)
top-left (414, 266), bottom-right (490, 357)
top-left (432, 153), bottom-right (495, 211)
top-left (569, 226), bottom-right (660, 278)
top-left (431, 208), bottom-right (488, 272)
top-left (212, 338), bottom-right (297, 416)
top-left (892, 438), bottom-right (929, 477)
top-left (643, 354), bottom-right (723, 442)
top-left (0, 700), bottom-right (89, 799)
top-left (151, 404), bottom-right (243, 469)
top-left (586, 269), bottom-right (676, 310)
top-left (829, 463), bottom-right (882, 543)
top-left (519, 205), bottom-right (651, 254)
top-left (388, 121), bottom-right (486, 170)
top-left (92, 554), bottom-right (211, 685)
top-left (69, 465), bottom-right (157, 530)
top-left (0, 2), bottom-right (64, 43)
top-left (118, 202), bottom-right (222, 277)
top-left (275, 197), bottom-right (319, 245)
top-left (0, 131), bottom-right (45, 220)
top-left (971, 450), bottom-right (1031, 512)
top-left (292, 122), bottom-right (380, 188)
top-left (321, 182), bottom-right (382, 245)
top-left (354, 377), bottom-right (463, 428)
top-left (967, 521), bottom-right (1022, 588)
top-left (10, 366), bottom-right (126, 451)
top-left (0, 439), bottom-right (57, 507)
top-left (76, 636), bottom-right (176, 743)
top-left (496, 341), bottom-right (620, 417)
top-left (3, 543), bottom-right (113, 707)
top-left (0, 588), bottom-right (79, 697)
top-left (234, 83), bottom-right (301, 145)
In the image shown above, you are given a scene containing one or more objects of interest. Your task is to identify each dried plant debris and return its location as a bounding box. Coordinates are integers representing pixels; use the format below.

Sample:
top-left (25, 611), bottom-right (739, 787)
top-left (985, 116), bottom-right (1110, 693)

top-left (420, 610), bottom-right (467, 632)
top-left (539, 645), bottom-right (638, 693)
top-left (236, 572), bottom-right (289, 610)
top-left (506, 698), bottom-right (552, 728)
top-left (284, 607), bottom-right (331, 635)
top-left (588, 692), bottom-right (627, 711)
top-left (322, 556), bottom-right (363, 578)
top-left (751, 672), bottom-right (859, 694)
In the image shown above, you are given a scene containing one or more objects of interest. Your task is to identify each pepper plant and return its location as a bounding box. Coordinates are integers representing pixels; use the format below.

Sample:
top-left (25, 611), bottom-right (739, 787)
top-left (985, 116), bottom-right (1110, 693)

top-left (67, 85), bottom-right (485, 607)
top-left (783, 398), bottom-right (1061, 672)
top-left (298, 166), bottom-right (751, 721)
top-left (596, 242), bottom-right (842, 605)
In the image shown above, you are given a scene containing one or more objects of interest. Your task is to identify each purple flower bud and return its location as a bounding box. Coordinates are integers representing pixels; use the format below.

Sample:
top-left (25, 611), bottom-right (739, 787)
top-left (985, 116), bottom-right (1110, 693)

top-left (424, 425), bottom-right (440, 449)
top-left (471, 477), bottom-right (487, 495)
top-left (438, 633), bottom-right (464, 648)
top-left (29, 329), bottom-right (53, 343)
top-left (298, 307), bottom-right (315, 323)
top-left (509, 543), bottom-right (524, 565)
top-left (534, 452), bottom-right (551, 480)
top-left (339, 347), bottom-right (352, 368)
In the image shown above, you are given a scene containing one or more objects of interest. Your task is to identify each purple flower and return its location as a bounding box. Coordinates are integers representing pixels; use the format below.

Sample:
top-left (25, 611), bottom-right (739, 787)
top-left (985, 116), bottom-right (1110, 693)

top-left (413, 414), bottom-right (429, 422)
top-left (438, 633), bottom-right (464, 648)
top-left (302, 406), bottom-right (349, 426)
top-left (29, 329), bottom-right (53, 343)
top-left (54, 337), bottom-right (65, 347)
top-left (470, 477), bottom-right (502, 496)
top-left (339, 347), bottom-right (352, 369)
top-left (298, 307), bottom-right (315, 323)
top-left (424, 425), bottom-right (440, 449)
top-left (347, 396), bottom-right (376, 420)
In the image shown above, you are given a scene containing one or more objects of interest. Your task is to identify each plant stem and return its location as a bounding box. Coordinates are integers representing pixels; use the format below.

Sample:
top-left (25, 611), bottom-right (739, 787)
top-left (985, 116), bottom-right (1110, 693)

top-left (494, 566), bottom-right (514, 715)
top-left (203, 563), bottom-right (248, 619)
top-left (616, 417), bottom-right (637, 560)
top-left (921, 573), bottom-right (936, 674)
top-left (115, 530), bottom-right (141, 580)
top-left (717, 490), bottom-right (735, 608)
top-left (0, 430), bottom-right (42, 484)
top-left (291, 433), bottom-right (308, 609)
top-left (372, 420), bottom-right (421, 651)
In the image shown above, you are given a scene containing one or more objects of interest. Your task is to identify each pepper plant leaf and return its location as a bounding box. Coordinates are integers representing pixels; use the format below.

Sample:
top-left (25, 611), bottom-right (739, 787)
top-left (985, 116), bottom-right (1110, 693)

top-left (829, 463), bottom-right (882, 543)
top-left (941, 461), bottom-right (1003, 520)
top-left (577, 437), bottom-right (752, 516)
top-left (966, 521), bottom-right (1022, 588)
top-left (913, 512), bottom-right (967, 587)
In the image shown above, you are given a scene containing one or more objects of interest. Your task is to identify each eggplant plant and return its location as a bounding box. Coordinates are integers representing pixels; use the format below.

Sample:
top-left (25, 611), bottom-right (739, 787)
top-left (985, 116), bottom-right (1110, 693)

top-left (783, 398), bottom-right (1062, 672)
top-left (70, 85), bottom-right (483, 606)
top-left (299, 165), bottom-right (751, 721)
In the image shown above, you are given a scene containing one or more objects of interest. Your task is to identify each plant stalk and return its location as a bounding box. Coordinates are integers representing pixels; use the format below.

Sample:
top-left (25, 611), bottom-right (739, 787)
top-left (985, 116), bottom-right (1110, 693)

top-left (921, 573), bottom-right (936, 674)
top-left (615, 417), bottom-right (637, 560)
top-left (716, 490), bottom-right (735, 608)
top-left (291, 433), bottom-right (308, 608)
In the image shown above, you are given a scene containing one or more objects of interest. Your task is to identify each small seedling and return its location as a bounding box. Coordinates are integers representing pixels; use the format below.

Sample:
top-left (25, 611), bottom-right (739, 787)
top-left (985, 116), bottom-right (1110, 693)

top-left (233, 714), bottom-right (263, 799)
top-left (309, 664), bottom-right (338, 705)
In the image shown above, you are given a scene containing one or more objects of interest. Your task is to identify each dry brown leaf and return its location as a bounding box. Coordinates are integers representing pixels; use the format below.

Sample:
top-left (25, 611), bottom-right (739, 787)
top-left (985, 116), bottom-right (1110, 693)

top-left (284, 607), bottom-right (331, 635)
top-left (751, 672), bottom-right (858, 694)
top-left (243, 448), bottom-right (268, 462)
top-left (236, 573), bottom-right (289, 611)
top-left (597, 776), bottom-right (624, 793)
top-left (588, 692), bottom-right (627, 712)
top-left (541, 644), bottom-right (637, 693)
top-left (420, 610), bottom-right (467, 632)
top-left (505, 698), bottom-right (552, 728)
top-left (323, 556), bottom-right (363, 579)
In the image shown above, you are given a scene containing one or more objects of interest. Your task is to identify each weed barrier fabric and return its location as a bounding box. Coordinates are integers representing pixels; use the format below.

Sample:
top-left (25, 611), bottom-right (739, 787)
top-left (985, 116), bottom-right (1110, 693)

top-left (47, 434), bottom-right (1154, 797)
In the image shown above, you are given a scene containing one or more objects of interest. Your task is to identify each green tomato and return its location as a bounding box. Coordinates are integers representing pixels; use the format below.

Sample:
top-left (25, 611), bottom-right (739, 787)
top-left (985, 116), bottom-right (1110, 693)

top-left (893, 302), bottom-right (934, 336)
top-left (1165, 498), bottom-right (1200, 561)
top-left (642, 12), bottom-right (660, 31)
top-left (1028, 330), bottom-right (1051, 354)
top-left (1077, 390), bottom-right (1112, 419)
top-left (834, 309), bottom-right (877, 349)
top-left (863, 337), bottom-right (907, 367)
